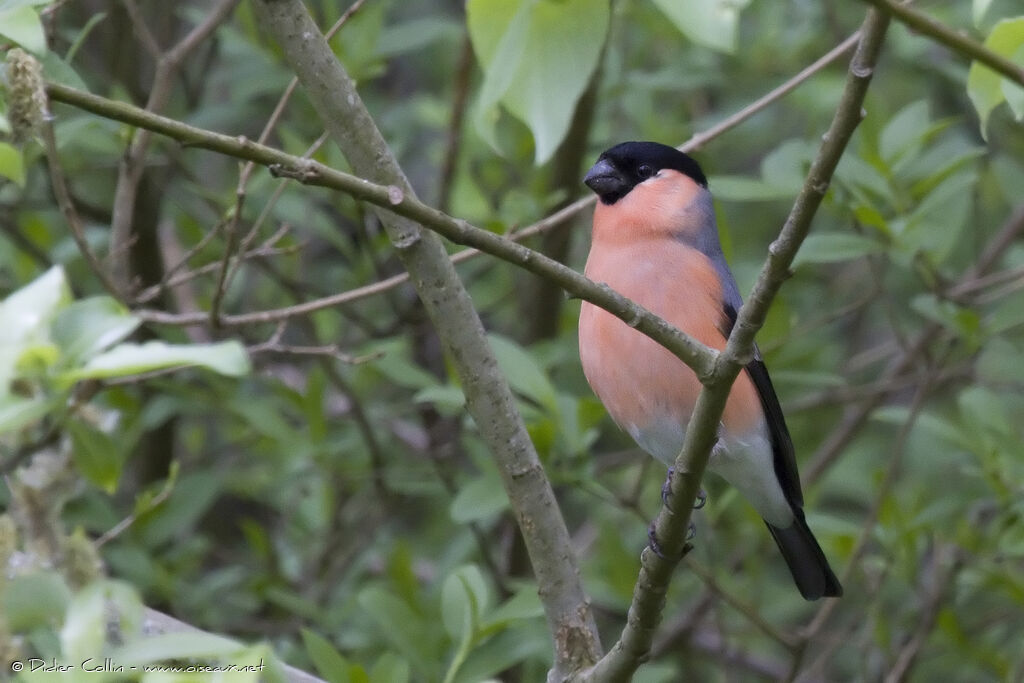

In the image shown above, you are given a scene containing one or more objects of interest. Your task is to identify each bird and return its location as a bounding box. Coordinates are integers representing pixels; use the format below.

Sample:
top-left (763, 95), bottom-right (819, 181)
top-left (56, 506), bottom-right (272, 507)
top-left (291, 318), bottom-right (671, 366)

top-left (578, 141), bottom-right (842, 600)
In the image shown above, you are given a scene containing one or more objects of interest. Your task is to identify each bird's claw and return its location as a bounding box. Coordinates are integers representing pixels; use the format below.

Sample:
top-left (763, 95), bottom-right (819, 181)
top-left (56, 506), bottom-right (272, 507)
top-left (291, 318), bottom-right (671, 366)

top-left (647, 521), bottom-right (666, 559)
top-left (661, 469), bottom-right (706, 512)
top-left (646, 520), bottom-right (696, 560)
top-left (660, 466), bottom-right (675, 512)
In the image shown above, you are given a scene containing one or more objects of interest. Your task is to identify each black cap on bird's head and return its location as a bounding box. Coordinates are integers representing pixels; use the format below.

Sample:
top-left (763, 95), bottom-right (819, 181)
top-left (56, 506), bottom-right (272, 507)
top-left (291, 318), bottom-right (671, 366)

top-left (583, 141), bottom-right (708, 205)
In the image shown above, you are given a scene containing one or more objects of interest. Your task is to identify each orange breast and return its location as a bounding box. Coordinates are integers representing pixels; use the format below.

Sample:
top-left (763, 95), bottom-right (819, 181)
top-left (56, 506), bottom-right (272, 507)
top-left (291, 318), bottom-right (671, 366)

top-left (579, 237), bottom-right (762, 447)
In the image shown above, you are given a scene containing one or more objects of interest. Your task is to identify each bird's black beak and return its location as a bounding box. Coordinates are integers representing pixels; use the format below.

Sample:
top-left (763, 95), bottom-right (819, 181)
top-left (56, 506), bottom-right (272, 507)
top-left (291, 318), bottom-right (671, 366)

top-left (584, 158), bottom-right (629, 203)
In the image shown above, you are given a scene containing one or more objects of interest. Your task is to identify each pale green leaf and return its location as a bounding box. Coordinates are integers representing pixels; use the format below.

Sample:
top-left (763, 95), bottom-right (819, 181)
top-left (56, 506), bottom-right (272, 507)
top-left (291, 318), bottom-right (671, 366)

top-left (467, 0), bottom-right (609, 163)
top-left (707, 176), bottom-right (793, 201)
top-left (0, 395), bottom-right (51, 433)
top-left (51, 296), bottom-right (141, 365)
top-left (0, 266), bottom-right (69, 389)
top-left (450, 470), bottom-right (509, 523)
top-left (441, 565), bottom-right (490, 640)
top-left (59, 340), bottom-right (251, 384)
top-left (0, 5), bottom-right (46, 53)
top-left (910, 294), bottom-right (982, 343)
top-left (792, 232), bottom-right (883, 267)
top-left (879, 100), bottom-right (930, 166)
top-left (369, 654), bottom-right (410, 683)
top-left (0, 0), bottom-right (53, 10)
top-left (483, 585), bottom-right (544, 628)
top-left (413, 385), bottom-right (466, 414)
top-left (61, 581), bottom-right (143, 663)
top-left (487, 333), bottom-right (557, 412)
top-left (39, 49), bottom-right (90, 91)
top-left (357, 587), bottom-right (435, 676)
top-left (0, 266), bottom-right (70, 345)
top-left (967, 17), bottom-right (1024, 138)
top-left (114, 631), bottom-right (245, 666)
top-left (68, 417), bottom-right (124, 493)
top-left (301, 629), bottom-right (352, 683)
top-left (973, 0), bottom-right (995, 27)
top-left (900, 169), bottom-right (977, 263)
top-left (650, 0), bottom-right (750, 54)
top-left (2, 572), bottom-right (71, 631)
top-left (1002, 44), bottom-right (1024, 120)
top-left (0, 141), bottom-right (25, 186)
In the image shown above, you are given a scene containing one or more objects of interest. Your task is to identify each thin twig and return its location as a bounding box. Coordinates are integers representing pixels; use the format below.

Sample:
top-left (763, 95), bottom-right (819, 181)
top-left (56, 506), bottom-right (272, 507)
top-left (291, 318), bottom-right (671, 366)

top-left (40, 119), bottom-right (124, 300)
top-left (108, 0), bottom-right (241, 291)
top-left (47, 80), bottom-right (721, 379)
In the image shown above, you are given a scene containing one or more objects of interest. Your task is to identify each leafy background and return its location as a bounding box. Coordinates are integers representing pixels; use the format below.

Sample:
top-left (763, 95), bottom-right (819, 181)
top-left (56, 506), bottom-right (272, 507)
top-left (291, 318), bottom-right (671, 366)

top-left (2, 0), bottom-right (1024, 681)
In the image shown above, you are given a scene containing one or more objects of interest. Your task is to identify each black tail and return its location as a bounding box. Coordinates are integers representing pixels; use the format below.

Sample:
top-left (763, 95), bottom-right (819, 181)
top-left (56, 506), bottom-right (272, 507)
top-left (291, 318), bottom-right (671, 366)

top-left (765, 509), bottom-right (843, 600)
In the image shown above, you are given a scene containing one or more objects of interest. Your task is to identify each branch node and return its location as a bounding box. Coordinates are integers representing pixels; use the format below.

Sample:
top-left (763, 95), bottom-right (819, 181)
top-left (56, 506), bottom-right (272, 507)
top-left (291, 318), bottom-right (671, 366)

top-left (386, 185), bottom-right (404, 205)
top-left (269, 161), bottom-right (320, 183)
top-left (851, 64), bottom-right (874, 78)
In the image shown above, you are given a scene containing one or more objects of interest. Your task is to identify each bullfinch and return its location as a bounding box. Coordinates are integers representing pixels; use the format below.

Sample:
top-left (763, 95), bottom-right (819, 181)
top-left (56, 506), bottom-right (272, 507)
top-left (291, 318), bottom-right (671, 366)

top-left (578, 141), bottom-right (842, 600)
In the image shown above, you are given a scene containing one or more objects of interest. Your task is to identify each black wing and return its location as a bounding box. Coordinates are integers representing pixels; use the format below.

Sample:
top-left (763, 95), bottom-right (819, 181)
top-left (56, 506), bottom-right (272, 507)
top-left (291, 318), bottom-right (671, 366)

top-left (720, 302), bottom-right (804, 508)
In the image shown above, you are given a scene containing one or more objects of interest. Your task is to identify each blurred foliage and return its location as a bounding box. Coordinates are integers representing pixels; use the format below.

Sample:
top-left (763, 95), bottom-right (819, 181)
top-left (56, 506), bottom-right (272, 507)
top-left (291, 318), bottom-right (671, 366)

top-left (1, 0), bottom-right (1024, 681)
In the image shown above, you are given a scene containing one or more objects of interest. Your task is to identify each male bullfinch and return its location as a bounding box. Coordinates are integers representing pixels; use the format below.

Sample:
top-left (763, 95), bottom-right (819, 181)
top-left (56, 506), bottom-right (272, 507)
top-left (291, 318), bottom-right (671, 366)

top-left (578, 141), bottom-right (842, 600)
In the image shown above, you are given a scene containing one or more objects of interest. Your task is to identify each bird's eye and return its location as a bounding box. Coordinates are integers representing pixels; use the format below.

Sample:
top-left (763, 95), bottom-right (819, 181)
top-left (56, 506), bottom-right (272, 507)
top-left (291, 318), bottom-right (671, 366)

top-left (637, 164), bottom-right (655, 180)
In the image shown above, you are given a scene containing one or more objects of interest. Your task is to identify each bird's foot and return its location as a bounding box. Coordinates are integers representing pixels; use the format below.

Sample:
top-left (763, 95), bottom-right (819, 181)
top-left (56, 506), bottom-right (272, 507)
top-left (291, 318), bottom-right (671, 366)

top-left (660, 467), bottom-right (675, 511)
top-left (646, 520), bottom-right (696, 560)
top-left (660, 467), bottom-right (707, 511)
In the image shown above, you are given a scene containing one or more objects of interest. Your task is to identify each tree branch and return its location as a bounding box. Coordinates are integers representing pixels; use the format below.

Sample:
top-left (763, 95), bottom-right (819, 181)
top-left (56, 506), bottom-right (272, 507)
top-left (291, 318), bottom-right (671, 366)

top-left (45, 81), bottom-right (719, 379)
top-left (577, 10), bottom-right (891, 681)
top-left (859, 0), bottom-right (1024, 87)
top-left (246, 0), bottom-right (603, 675)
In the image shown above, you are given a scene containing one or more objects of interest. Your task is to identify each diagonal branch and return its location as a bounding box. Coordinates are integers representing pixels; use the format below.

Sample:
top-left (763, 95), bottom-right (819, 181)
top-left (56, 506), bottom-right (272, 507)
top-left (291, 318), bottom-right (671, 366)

top-left (45, 81), bottom-right (720, 379)
top-left (576, 9), bottom-right (891, 681)
top-left (246, 0), bottom-right (603, 675)
top-left (859, 0), bottom-right (1024, 87)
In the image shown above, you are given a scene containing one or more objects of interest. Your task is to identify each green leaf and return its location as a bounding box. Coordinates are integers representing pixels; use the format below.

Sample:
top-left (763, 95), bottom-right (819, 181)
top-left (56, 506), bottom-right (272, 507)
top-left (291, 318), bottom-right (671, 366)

top-left (378, 18), bottom-right (461, 58)
top-left (973, 0), bottom-right (995, 27)
top-left (792, 232), bottom-right (883, 267)
top-left (68, 417), bottom-right (124, 493)
top-left (0, 266), bottom-right (70, 346)
top-left (59, 340), bottom-right (251, 384)
top-left (441, 566), bottom-right (491, 683)
top-left (900, 169), bottom-right (977, 263)
top-left (1002, 44), bottom-right (1024, 119)
top-left (651, 0), bottom-right (750, 54)
top-left (450, 470), bottom-right (509, 523)
top-left (301, 629), bottom-right (352, 683)
top-left (413, 384), bottom-right (466, 414)
top-left (0, 395), bottom-right (51, 433)
top-left (467, 0), bottom-right (609, 163)
top-left (0, 141), bottom-right (26, 186)
top-left (958, 386), bottom-right (1014, 437)
top-left (38, 49), bottom-right (90, 91)
top-left (0, 266), bottom-right (70, 389)
top-left (0, 4), bottom-right (46, 53)
top-left (51, 296), bottom-right (141, 366)
top-left (369, 653), bottom-right (410, 683)
top-left (482, 585), bottom-right (544, 629)
top-left (61, 580), bottom-right (143, 663)
top-left (487, 334), bottom-right (557, 412)
top-left (910, 294), bottom-right (982, 344)
top-left (113, 631), bottom-right (246, 666)
top-left (707, 176), bottom-right (793, 201)
top-left (967, 17), bottom-right (1024, 138)
top-left (357, 587), bottom-right (436, 677)
top-left (2, 571), bottom-right (72, 631)
top-left (879, 100), bottom-right (931, 166)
